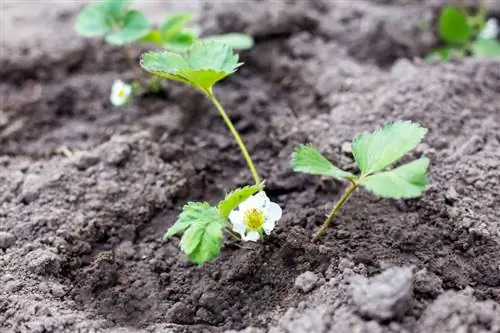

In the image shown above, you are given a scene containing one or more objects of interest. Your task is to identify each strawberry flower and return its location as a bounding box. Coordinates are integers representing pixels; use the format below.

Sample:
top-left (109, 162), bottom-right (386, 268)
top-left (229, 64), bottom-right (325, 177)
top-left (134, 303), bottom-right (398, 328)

top-left (229, 192), bottom-right (282, 241)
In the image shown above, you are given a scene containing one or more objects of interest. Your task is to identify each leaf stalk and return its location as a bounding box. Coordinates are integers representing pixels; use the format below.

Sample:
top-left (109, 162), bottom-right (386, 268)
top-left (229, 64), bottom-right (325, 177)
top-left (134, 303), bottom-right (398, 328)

top-left (206, 91), bottom-right (261, 185)
top-left (110, 20), bottom-right (148, 87)
top-left (313, 180), bottom-right (359, 242)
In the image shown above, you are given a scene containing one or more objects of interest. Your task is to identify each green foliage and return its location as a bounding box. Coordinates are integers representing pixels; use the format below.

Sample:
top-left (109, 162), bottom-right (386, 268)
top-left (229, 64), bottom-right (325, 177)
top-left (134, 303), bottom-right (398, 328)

top-left (292, 121), bottom-right (430, 240)
top-left (201, 33), bottom-right (255, 50)
top-left (139, 12), bottom-right (255, 51)
top-left (140, 41), bottom-right (242, 93)
top-left (291, 145), bottom-right (355, 180)
top-left (430, 4), bottom-right (500, 60)
top-left (359, 158), bottom-right (429, 198)
top-left (293, 121), bottom-right (429, 200)
top-left (352, 121), bottom-right (427, 175)
top-left (75, 3), bottom-right (112, 37)
top-left (425, 46), bottom-right (466, 61)
top-left (161, 13), bottom-right (194, 42)
top-left (471, 39), bottom-right (500, 59)
top-left (438, 6), bottom-right (472, 44)
top-left (75, 0), bottom-right (150, 45)
top-left (218, 182), bottom-right (265, 219)
top-left (105, 10), bottom-right (150, 45)
top-left (165, 202), bottom-right (226, 265)
top-left (165, 182), bottom-right (268, 264)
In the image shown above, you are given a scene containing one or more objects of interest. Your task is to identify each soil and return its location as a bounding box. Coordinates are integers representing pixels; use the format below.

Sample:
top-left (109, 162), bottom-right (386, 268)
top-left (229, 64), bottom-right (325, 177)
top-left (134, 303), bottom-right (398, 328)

top-left (1, 1), bottom-right (499, 333)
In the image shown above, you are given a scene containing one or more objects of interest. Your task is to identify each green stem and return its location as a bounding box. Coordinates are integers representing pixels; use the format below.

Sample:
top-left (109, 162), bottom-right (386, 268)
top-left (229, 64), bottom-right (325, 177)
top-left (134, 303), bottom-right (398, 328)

top-left (109, 20), bottom-right (147, 87)
top-left (478, 0), bottom-right (486, 20)
top-left (123, 43), bottom-right (148, 87)
top-left (206, 91), bottom-right (261, 184)
top-left (313, 181), bottom-right (359, 242)
top-left (225, 227), bottom-right (241, 240)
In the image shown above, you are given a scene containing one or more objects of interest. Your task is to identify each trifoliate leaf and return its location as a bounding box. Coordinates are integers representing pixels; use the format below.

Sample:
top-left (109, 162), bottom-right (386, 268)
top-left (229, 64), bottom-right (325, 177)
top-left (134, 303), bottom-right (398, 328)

top-left (165, 202), bottom-right (213, 240)
top-left (438, 6), bottom-right (472, 45)
top-left (218, 182), bottom-right (265, 220)
top-left (105, 0), bottom-right (131, 21)
top-left (75, 3), bottom-right (112, 37)
top-left (291, 145), bottom-right (354, 180)
top-left (182, 221), bottom-right (224, 265)
top-left (139, 29), bottom-right (162, 45)
top-left (105, 10), bottom-right (150, 45)
top-left (161, 13), bottom-right (194, 42)
top-left (140, 41), bottom-right (242, 93)
top-left (201, 33), bottom-right (255, 50)
top-left (471, 39), bottom-right (500, 59)
top-left (352, 121), bottom-right (428, 175)
top-left (165, 202), bottom-right (226, 265)
top-left (359, 157), bottom-right (430, 199)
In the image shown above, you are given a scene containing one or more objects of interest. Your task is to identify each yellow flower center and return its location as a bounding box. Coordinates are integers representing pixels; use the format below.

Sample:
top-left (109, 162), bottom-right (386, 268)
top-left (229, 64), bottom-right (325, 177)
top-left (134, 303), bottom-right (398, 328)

top-left (117, 88), bottom-right (126, 97)
top-left (243, 208), bottom-right (265, 231)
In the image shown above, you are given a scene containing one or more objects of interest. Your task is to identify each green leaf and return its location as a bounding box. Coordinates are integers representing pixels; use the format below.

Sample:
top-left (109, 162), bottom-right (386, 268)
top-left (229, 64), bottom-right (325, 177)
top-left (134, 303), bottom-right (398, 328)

top-left (425, 46), bottom-right (466, 61)
top-left (182, 221), bottom-right (224, 265)
top-left (471, 39), bottom-right (500, 59)
top-left (139, 29), bottom-right (163, 45)
top-left (166, 30), bottom-right (198, 47)
top-left (359, 157), bottom-right (430, 199)
top-left (75, 3), bottom-right (112, 37)
top-left (352, 121), bottom-right (428, 175)
top-left (438, 6), bottom-right (472, 44)
top-left (161, 13), bottom-right (194, 42)
top-left (140, 41), bottom-right (242, 93)
top-left (165, 202), bottom-right (212, 239)
top-left (105, 10), bottom-right (150, 45)
top-left (105, 0), bottom-right (131, 21)
top-left (291, 145), bottom-right (354, 180)
top-left (218, 182), bottom-right (265, 220)
top-left (165, 202), bottom-right (225, 265)
top-left (201, 33), bottom-right (254, 50)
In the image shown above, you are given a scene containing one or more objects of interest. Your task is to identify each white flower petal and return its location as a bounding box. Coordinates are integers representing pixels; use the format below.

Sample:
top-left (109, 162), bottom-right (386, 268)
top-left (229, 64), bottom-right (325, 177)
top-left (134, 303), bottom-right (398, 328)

top-left (123, 84), bottom-right (132, 96)
top-left (239, 192), bottom-right (267, 211)
top-left (243, 231), bottom-right (260, 242)
top-left (266, 202), bottom-right (282, 222)
top-left (232, 222), bottom-right (245, 236)
top-left (110, 80), bottom-right (131, 106)
top-left (229, 210), bottom-right (245, 235)
top-left (263, 220), bottom-right (275, 235)
top-left (479, 18), bottom-right (499, 40)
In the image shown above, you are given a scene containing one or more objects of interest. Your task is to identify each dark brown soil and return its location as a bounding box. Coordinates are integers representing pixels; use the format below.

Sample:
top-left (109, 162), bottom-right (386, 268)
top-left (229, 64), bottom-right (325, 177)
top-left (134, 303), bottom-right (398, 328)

top-left (1, 1), bottom-right (499, 333)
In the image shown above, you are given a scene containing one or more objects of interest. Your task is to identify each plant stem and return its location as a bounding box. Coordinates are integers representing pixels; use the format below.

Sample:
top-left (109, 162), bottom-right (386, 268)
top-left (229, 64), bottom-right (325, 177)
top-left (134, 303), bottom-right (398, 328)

top-left (123, 44), bottom-right (148, 87)
top-left (109, 20), bottom-right (147, 87)
top-left (478, 0), bottom-right (486, 19)
top-left (206, 91), bottom-right (261, 184)
top-left (225, 227), bottom-right (241, 240)
top-left (313, 181), bottom-right (359, 242)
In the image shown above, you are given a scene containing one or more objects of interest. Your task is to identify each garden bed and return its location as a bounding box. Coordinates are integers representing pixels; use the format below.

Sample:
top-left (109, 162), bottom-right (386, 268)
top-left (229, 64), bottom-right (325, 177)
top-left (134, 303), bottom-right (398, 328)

top-left (1, 1), bottom-right (499, 332)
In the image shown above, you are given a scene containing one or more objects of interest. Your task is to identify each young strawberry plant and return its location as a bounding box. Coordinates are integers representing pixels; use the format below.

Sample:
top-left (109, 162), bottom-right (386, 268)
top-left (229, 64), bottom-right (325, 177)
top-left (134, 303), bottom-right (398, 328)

top-left (75, 0), bottom-right (254, 100)
top-left (428, 3), bottom-right (500, 60)
top-left (140, 12), bottom-right (254, 52)
top-left (141, 42), bottom-right (282, 264)
top-left (75, 0), bottom-right (150, 88)
top-left (141, 41), bottom-right (260, 184)
top-left (292, 121), bottom-right (429, 241)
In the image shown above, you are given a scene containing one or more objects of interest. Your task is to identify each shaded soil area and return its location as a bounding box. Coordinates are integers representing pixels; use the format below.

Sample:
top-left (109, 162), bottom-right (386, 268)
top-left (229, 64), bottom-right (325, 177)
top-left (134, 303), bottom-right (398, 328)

top-left (1, 1), bottom-right (499, 333)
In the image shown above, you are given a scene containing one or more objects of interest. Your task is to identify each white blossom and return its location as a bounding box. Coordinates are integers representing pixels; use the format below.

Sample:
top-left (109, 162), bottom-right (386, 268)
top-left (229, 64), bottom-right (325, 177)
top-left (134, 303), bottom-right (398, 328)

top-left (110, 79), bottom-right (132, 106)
top-left (229, 192), bottom-right (282, 242)
top-left (479, 18), bottom-right (499, 40)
